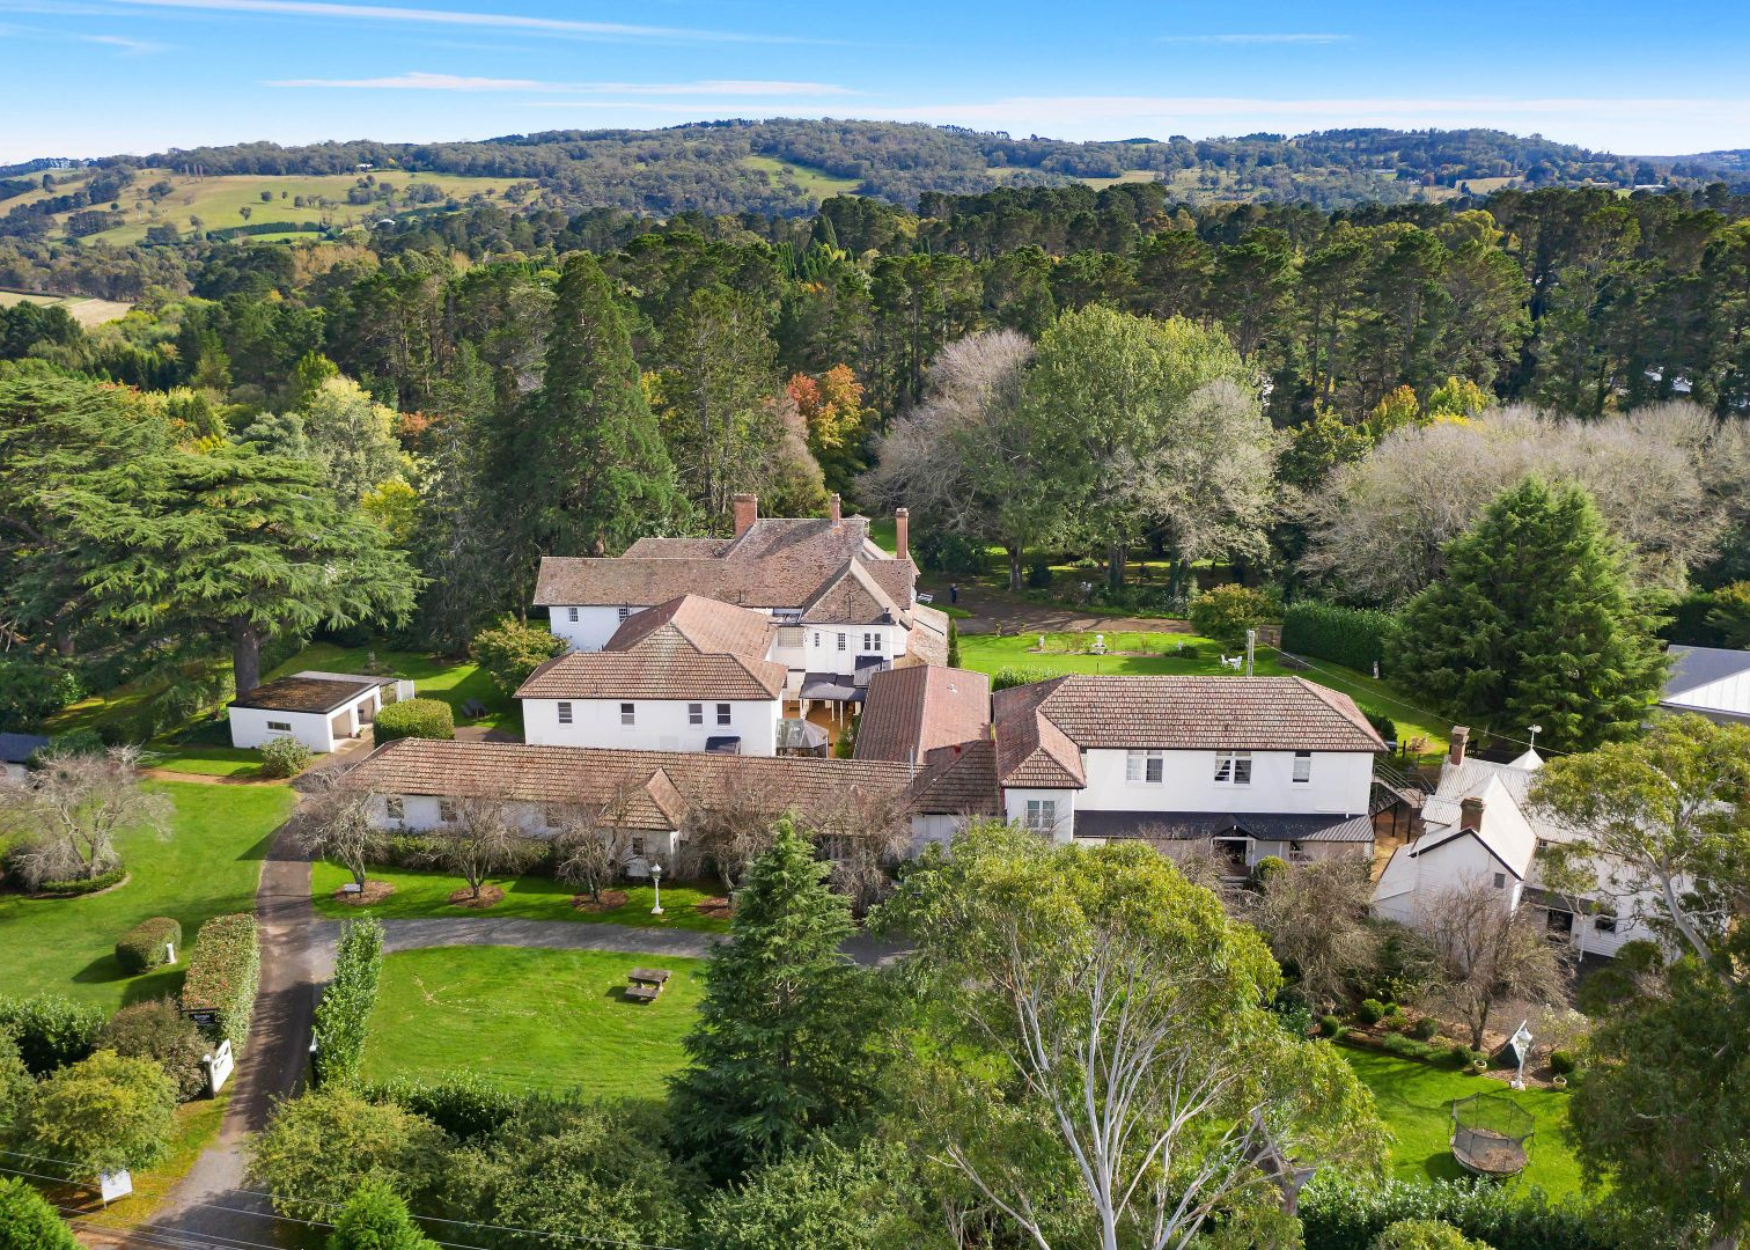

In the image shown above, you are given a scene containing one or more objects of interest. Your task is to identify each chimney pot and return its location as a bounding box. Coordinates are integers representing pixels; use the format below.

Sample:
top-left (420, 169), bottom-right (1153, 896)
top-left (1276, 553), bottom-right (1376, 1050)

top-left (894, 506), bottom-right (910, 560)
top-left (1449, 726), bottom-right (1470, 767)
top-left (732, 493), bottom-right (758, 538)
top-left (1460, 795), bottom-right (1485, 833)
top-left (828, 493), bottom-right (842, 528)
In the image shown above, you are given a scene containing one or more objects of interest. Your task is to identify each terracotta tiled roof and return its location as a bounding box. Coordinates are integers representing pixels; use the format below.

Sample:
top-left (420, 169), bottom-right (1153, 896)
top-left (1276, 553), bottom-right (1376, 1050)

top-left (606, 594), bottom-right (776, 660)
top-left (230, 675), bottom-right (378, 715)
top-left (534, 514), bottom-right (916, 624)
top-left (991, 678), bottom-right (1086, 788)
top-left (856, 666), bottom-right (991, 764)
top-left (1027, 676), bottom-right (1384, 753)
top-left (908, 739), bottom-right (1001, 816)
top-left (342, 738), bottom-right (923, 830)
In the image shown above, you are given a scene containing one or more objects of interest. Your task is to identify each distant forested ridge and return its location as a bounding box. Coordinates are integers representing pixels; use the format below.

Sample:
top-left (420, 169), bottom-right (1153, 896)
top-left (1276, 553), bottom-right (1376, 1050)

top-left (21, 119), bottom-right (1748, 216)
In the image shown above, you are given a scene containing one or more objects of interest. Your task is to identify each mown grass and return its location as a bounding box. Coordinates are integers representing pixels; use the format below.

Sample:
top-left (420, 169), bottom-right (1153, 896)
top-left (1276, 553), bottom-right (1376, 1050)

top-left (311, 860), bottom-right (732, 933)
top-left (0, 781), bottom-right (293, 1010)
top-left (53, 1092), bottom-right (230, 1228)
top-left (359, 947), bottom-right (706, 1098)
top-left (1343, 1047), bottom-right (1585, 1198)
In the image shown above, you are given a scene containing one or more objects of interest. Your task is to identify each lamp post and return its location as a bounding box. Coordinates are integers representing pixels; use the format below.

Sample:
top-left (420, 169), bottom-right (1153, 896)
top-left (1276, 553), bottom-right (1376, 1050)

top-left (649, 861), bottom-right (664, 916)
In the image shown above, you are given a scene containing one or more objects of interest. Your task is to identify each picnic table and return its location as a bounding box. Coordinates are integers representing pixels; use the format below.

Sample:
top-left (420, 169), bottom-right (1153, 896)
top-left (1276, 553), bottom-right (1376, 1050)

top-left (625, 968), bottom-right (672, 1003)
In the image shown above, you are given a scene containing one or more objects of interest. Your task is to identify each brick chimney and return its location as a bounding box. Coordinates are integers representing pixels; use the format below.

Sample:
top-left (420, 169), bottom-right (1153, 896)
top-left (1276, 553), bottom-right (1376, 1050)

top-left (895, 506), bottom-right (910, 560)
top-left (828, 493), bottom-right (842, 529)
top-left (732, 493), bottom-right (758, 538)
top-left (1448, 726), bottom-right (1470, 768)
top-left (1460, 795), bottom-right (1485, 833)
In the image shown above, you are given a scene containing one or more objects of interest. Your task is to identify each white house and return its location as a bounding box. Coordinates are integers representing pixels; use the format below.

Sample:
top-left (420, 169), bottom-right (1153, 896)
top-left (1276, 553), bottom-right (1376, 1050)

top-left (534, 495), bottom-right (948, 721)
top-left (988, 675), bottom-right (1385, 872)
top-left (1660, 645), bottom-right (1750, 726)
top-left (1372, 728), bottom-right (1664, 960)
top-left (228, 672), bottom-right (409, 754)
top-left (517, 595), bottom-right (787, 756)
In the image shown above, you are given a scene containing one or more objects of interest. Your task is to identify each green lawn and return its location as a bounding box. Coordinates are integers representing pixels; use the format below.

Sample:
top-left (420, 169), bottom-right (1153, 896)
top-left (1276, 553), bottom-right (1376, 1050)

top-left (955, 632), bottom-right (1448, 760)
top-left (0, 781), bottom-right (294, 1011)
top-left (311, 860), bottom-right (732, 932)
top-left (359, 947), bottom-right (705, 1098)
top-left (738, 154), bottom-right (862, 201)
top-left (1343, 1048), bottom-right (1585, 1199)
top-left (267, 641), bottom-right (516, 732)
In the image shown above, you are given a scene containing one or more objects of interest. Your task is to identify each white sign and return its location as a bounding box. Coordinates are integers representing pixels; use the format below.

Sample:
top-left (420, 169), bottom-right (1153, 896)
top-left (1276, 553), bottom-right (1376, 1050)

top-left (99, 1170), bottom-right (133, 1204)
top-left (204, 1040), bottom-right (235, 1096)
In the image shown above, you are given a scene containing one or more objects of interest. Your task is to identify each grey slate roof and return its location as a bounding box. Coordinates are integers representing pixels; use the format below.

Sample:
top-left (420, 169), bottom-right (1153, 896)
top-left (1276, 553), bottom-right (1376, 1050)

top-left (1074, 810), bottom-right (1375, 843)
top-left (0, 732), bottom-right (50, 764)
top-left (1664, 645), bottom-right (1750, 697)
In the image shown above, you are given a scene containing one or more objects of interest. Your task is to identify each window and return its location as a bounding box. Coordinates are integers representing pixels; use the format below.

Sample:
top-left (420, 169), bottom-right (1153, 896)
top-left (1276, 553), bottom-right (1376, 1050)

top-left (1126, 749), bottom-right (1164, 783)
top-left (620, 702), bottom-right (636, 726)
top-left (1025, 799), bottom-right (1057, 832)
top-left (688, 703), bottom-right (703, 726)
top-left (716, 703), bottom-right (732, 726)
top-left (1595, 915), bottom-right (1619, 933)
top-left (266, 720), bottom-right (292, 733)
top-left (385, 796), bottom-right (405, 820)
top-left (438, 799), bottom-right (456, 823)
top-left (1288, 840), bottom-right (1311, 864)
top-left (566, 607), bottom-right (579, 622)
top-left (630, 836), bottom-right (646, 858)
top-left (863, 632), bottom-right (881, 653)
top-left (1493, 872), bottom-right (1507, 889)
top-left (617, 607), bottom-right (630, 622)
top-left (556, 701), bottom-right (573, 725)
top-left (1292, 751), bottom-right (1312, 783)
top-left (1213, 751), bottom-right (1252, 785)
top-left (543, 804), bottom-right (562, 829)
top-left (813, 631), bottom-right (822, 649)
top-left (836, 632), bottom-right (846, 651)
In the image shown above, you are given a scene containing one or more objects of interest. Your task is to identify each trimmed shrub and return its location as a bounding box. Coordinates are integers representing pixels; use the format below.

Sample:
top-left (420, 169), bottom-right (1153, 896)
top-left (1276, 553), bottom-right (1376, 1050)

top-left (0, 1175), bottom-right (78, 1249)
top-left (373, 698), bottom-right (454, 743)
top-left (259, 735), bottom-right (312, 779)
top-left (1448, 1044), bottom-right (1485, 1068)
top-left (1189, 584), bottom-right (1276, 650)
top-left (366, 1072), bottom-right (527, 1140)
top-left (1381, 1033), bottom-right (1446, 1064)
top-left (0, 995), bottom-right (104, 1076)
top-left (313, 917), bottom-right (384, 1089)
top-left (1411, 1015), bottom-right (1440, 1041)
top-left (1282, 601), bottom-right (1397, 672)
top-left (1300, 1172), bottom-right (1629, 1250)
top-left (1358, 998), bottom-right (1387, 1025)
top-left (1320, 1014), bottom-right (1346, 1041)
top-left (181, 913), bottom-right (260, 1053)
top-left (1250, 855), bottom-right (1289, 888)
top-left (990, 666), bottom-right (1045, 692)
top-left (100, 999), bottom-right (210, 1102)
top-left (328, 1182), bottom-right (437, 1250)
top-left (115, 916), bottom-right (183, 974)
top-left (1548, 1049), bottom-right (1577, 1076)
top-left (34, 864), bottom-right (127, 896)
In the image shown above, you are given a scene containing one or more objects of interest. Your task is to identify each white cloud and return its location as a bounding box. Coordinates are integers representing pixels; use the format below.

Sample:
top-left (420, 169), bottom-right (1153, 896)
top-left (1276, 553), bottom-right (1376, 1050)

top-left (266, 71), bottom-right (854, 96)
top-left (80, 32), bottom-right (171, 52)
top-left (1158, 34), bottom-right (1353, 45)
top-left (93, 0), bottom-right (813, 44)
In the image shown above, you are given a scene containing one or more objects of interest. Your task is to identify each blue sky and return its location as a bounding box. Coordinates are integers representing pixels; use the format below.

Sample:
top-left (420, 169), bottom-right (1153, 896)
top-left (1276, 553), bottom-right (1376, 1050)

top-left (3, 0), bottom-right (1748, 163)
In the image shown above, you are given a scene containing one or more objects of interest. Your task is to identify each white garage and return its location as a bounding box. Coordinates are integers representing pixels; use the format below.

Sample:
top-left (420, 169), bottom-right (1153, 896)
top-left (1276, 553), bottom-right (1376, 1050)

top-left (228, 674), bottom-right (397, 754)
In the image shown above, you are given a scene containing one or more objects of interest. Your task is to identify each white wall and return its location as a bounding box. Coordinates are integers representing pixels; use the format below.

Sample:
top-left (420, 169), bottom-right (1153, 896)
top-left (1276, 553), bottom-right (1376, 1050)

top-left (1664, 670), bottom-right (1750, 723)
top-left (1077, 748), bottom-right (1373, 816)
top-left (548, 605), bottom-right (643, 652)
top-left (367, 794), bottom-right (683, 873)
top-left (800, 623), bottom-right (906, 675)
top-left (1002, 787), bottom-right (1076, 842)
top-left (1372, 833), bottom-right (1522, 927)
top-left (229, 705), bottom-right (336, 753)
top-left (522, 696), bottom-right (780, 755)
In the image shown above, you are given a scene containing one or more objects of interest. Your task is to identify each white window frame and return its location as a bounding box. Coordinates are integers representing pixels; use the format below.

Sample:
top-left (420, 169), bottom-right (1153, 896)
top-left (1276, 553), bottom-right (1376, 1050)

top-left (863, 631), bottom-right (881, 653)
top-left (1213, 751), bottom-right (1252, 786)
top-left (836, 632), bottom-right (847, 652)
top-left (566, 606), bottom-right (579, 622)
top-left (1126, 749), bottom-right (1164, 784)
top-left (617, 606), bottom-right (631, 622)
top-left (266, 719), bottom-right (292, 733)
top-left (620, 702), bottom-right (636, 726)
top-left (556, 701), bottom-right (573, 725)
top-left (688, 703), bottom-right (703, 726)
top-left (1025, 799), bottom-right (1057, 832)
top-left (813, 631), bottom-right (822, 649)
top-left (716, 703), bottom-right (732, 726)
top-left (1292, 750), bottom-right (1312, 783)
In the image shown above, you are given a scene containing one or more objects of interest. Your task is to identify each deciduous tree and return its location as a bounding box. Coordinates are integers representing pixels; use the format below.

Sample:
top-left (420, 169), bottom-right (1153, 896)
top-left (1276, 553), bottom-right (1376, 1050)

top-left (0, 746), bottom-right (170, 887)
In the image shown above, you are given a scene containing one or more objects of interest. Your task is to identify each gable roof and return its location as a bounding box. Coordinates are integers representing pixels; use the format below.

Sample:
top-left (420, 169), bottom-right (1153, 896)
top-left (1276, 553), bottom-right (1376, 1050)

top-left (856, 666), bottom-right (991, 764)
top-left (907, 739), bottom-right (1002, 816)
top-left (1414, 772), bottom-right (1540, 879)
top-left (992, 678), bottom-right (1086, 788)
top-left (801, 559), bottom-right (906, 625)
top-left (342, 738), bottom-right (924, 830)
top-left (534, 513), bottom-right (916, 623)
top-left (605, 594), bottom-right (777, 659)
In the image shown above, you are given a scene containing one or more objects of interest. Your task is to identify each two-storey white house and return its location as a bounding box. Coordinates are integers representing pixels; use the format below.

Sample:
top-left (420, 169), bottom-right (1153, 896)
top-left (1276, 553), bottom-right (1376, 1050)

top-left (533, 494), bottom-right (947, 720)
top-left (988, 675), bottom-right (1386, 872)
top-left (517, 595), bottom-right (787, 756)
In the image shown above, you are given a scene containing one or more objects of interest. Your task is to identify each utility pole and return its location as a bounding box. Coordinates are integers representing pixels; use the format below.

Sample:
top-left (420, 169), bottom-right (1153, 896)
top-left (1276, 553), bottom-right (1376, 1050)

top-left (1244, 628), bottom-right (1256, 676)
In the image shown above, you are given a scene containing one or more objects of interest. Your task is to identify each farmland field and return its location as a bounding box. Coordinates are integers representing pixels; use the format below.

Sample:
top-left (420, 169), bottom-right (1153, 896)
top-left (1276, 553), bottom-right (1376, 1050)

top-left (0, 289), bottom-right (133, 326)
top-left (739, 154), bottom-right (862, 201)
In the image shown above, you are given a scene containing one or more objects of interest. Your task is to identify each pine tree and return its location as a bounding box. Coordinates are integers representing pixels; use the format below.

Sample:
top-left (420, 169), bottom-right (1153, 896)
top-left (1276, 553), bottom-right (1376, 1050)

top-left (512, 253), bottom-right (677, 565)
top-left (667, 818), bottom-right (878, 1183)
top-left (1390, 476), bottom-right (1666, 750)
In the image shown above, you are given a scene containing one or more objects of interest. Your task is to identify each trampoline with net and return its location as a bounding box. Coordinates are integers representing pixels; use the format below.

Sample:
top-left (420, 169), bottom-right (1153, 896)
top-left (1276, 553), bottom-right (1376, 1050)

top-left (1450, 1090), bottom-right (1534, 1178)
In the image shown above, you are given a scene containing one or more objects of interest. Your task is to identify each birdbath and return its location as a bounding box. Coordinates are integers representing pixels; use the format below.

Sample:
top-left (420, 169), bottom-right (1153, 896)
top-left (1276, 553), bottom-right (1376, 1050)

top-left (649, 861), bottom-right (664, 916)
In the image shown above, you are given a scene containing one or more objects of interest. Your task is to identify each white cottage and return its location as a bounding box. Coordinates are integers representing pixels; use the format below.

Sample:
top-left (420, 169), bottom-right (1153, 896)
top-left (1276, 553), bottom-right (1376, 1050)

top-left (228, 673), bottom-right (406, 754)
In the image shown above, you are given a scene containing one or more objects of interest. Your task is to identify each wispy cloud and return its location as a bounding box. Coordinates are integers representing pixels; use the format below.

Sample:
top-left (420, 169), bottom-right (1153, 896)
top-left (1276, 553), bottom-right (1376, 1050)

top-left (80, 31), bottom-right (171, 52)
top-left (93, 0), bottom-right (818, 44)
top-left (267, 71), bottom-right (854, 96)
top-left (1158, 33), bottom-right (1352, 45)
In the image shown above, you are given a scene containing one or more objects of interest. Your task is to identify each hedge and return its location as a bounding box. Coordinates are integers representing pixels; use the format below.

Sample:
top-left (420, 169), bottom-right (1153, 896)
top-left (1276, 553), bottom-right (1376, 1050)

top-left (35, 864), bottom-right (127, 896)
top-left (373, 698), bottom-right (454, 743)
top-left (0, 994), bottom-right (104, 1076)
top-left (180, 913), bottom-right (260, 1053)
top-left (1282, 601), bottom-right (1397, 673)
top-left (115, 916), bottom-right (183, 974)
top-left (313, 916), bottom-right (383, 1089)
top-left (1300, 1173), bottom-right (1646, 1250)
top-left (260, 736), bottom-right (313, 779)
top-left (365, 1072), bottom-right (528, 1140)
